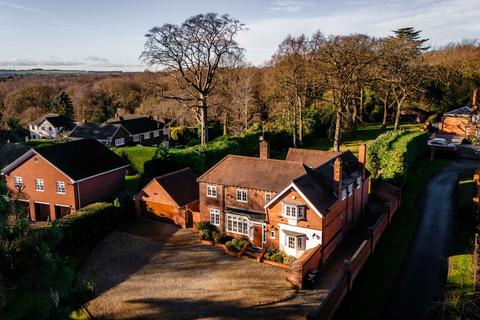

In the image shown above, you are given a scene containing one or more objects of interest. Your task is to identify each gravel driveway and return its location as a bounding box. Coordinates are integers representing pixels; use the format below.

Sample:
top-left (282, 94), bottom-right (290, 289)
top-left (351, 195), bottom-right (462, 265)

top-left (79, 219), bottom-right (328, 319)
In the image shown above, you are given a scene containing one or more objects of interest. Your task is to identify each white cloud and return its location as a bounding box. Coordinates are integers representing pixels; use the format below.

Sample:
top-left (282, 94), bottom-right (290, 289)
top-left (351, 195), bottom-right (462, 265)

top-left (239, 0), bottom-right (480, 65)
top-left (0, 56), bottom-right (142, 71)
top-left (0, 1), bottom-right (56, 18)
top-left (269, 0), bottom-right (305, 13)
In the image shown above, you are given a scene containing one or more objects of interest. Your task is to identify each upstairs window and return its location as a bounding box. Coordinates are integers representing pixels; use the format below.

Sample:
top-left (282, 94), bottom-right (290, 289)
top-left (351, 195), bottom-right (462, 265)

top-left (56, 181), bottom-right (66, 194)
top-left (133, 135), bottom-right (140, 142)
top-left (265, 192), bottom-right (272, 204)
top-left (206, 185), bottom-right (217, 198)
top-left (236, 189), bottom-right (248, 203)
top-left (153, 130), bottom-right (160, 137)
top-left (144, 133), bottom-right (150, 140)
top-left (282, 204), bottom-right (305, 220)
top-left (13, 176), bottom-right (23, 189)
top-left (35, 179), bottom-right (44, 192)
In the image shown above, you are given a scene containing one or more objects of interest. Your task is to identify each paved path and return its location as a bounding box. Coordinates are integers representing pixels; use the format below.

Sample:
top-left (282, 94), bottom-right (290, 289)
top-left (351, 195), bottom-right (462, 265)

top-left (384, 159), bottom-right (478, 319)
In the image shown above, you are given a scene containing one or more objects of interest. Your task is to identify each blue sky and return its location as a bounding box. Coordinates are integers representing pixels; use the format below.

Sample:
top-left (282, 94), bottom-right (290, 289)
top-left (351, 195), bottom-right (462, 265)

top-left (0, 0), bottom-right (479, 71)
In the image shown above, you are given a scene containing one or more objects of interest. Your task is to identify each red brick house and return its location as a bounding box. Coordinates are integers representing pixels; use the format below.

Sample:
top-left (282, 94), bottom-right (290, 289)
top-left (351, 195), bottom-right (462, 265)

top-left (197, 141), bottom-right (369, 259)
top-left (135, 168), bottom-right (200, 228)
top-left (2, 139), bottom-right (129, 221)
top-left (439, 106), bottom-right (480, 137)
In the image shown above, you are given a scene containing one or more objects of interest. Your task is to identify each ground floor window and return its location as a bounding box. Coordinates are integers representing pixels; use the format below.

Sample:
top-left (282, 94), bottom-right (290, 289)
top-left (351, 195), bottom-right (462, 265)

top-left (209, 208), bottom-right (220, 226)
top-left (285, 234), bottom-right (306, 250)
top-left (115, 138), bottom-right (125, 146)
top-left (226, 214), bottom-right (249, 235)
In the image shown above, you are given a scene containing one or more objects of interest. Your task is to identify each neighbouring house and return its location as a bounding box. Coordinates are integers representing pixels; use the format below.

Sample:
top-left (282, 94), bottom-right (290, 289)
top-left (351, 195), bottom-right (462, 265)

top-left (108, 115), bottom-right (170, 147)
top-left (400, 107), bottom-right (431, 123)
top-left (2, 139), bottom-right (129, 222)
top-left (69, 123), bottom-right (131, 147)
top-left (29, 114), bottom-right (76, 139)
top-left (439, 106), bottom-right (480, 137)
top-left (196, 141), bottom-right (369, 259)
top-left (134, 167), bottom-right (199, 228)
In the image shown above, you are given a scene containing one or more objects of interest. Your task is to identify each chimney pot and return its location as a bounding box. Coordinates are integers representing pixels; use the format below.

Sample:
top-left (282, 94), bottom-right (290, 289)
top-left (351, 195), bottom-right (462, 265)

top-left (259, 140), bottom-right (270, 159)
top-left (334, 157), bottom-right (342, 194)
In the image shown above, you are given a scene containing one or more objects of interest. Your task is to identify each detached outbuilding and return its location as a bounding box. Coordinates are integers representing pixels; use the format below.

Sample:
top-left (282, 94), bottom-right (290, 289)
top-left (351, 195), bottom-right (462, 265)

top-left (135, 168), bottom-right (199, 228)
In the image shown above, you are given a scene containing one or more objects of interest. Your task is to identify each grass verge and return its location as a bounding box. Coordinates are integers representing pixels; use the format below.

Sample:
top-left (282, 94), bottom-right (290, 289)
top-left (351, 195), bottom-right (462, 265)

top-left (334, 156), bottom-right (450, 320)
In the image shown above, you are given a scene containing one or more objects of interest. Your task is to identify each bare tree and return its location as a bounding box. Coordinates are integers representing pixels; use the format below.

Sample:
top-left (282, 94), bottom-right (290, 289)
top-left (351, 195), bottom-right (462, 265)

top-left (313, 33), bottom-right (377, 151)
top-left (141, 13), bottom-right (246, 145)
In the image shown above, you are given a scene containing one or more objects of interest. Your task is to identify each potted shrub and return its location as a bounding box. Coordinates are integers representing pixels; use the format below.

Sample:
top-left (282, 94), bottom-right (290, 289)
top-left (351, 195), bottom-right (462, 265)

top-left (198, 221), bottom-right (215, 243)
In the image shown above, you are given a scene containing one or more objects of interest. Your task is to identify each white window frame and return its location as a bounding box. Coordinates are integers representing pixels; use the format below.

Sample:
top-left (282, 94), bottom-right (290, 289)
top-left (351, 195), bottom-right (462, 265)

top-left (341, 189), bottom-right (347, 200)
top-left (13, 176), bottom-right (23, 189)
top-left (265, 192), bottom-right (272, 203)
top-left (144, 132), bottom-right (150, 140)
top-left (285, 234), bottom-right (306, 251)
top-left (209, 208), bottom-right (220, 226)
top-left (56, 181), bottom-right (66, 194)
top-left (226, 214), bottom-right (249, 235)
top-left (153, 130), bottom-right (160, 137)
top-left (348, 183), bottom-right (353, 197)
top-left (282, 203), bottom-right (305, 220)
top-left (115, 138), bottom-right (125, 146)
top-left (35, 179), bottom-right (44, 192)
top-left (133, 135), bottom-right (140, 142)
top-left (236, 188), bottom-right (248, 203)
top-left (206, 185), bottom-right (217, 198)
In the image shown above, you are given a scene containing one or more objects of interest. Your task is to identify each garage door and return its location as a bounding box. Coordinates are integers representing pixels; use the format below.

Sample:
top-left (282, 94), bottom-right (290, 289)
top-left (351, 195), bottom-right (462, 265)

top-left (140, 200), bottom-right (176, 221)
top-left (55, 205), bottom-right (71, 219)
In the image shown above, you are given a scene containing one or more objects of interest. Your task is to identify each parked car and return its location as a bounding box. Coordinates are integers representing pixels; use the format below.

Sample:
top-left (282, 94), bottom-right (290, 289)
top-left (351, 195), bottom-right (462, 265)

top-left (427, 138), bottom-right (457, 149)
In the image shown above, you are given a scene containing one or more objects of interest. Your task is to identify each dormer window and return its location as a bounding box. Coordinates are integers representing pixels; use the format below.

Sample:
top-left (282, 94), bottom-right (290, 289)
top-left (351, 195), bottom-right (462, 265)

top-left (348, 184), bottom-right (353, 197)
top-left (206, 185), bottom-right (217, 198)
top-left (341, 189), bottom-right (347, 200)
top-left (356, 176), bottom-right (362, 189)
top-left (236, 188), bottom-right (247, 203)
top-left (282, 204), bottom-right (305, 220)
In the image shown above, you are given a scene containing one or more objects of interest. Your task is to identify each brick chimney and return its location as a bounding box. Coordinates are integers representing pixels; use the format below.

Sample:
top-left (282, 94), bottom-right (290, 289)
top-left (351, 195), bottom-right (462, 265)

top-left (358, 144), bottom-right (367, 175)
top-left (259, 140), bottom-right (270, 159)
top-left (333, 157), bottom-right (342, 194)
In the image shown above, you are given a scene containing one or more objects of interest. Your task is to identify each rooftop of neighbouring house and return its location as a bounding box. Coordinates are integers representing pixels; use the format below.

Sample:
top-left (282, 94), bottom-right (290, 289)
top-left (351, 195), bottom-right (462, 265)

top-left (445, 106), bottom-right (473, 116)
top-left (69, 122), bottom-right (122, 140)
top-left (108, 115), bottom-right (164, 135)
top-left (2, 138), bottom-right (129, 181)
top-left (31, 113), bottom-right (75, 128)
top-left (149, 167), bottom-right (199, 207)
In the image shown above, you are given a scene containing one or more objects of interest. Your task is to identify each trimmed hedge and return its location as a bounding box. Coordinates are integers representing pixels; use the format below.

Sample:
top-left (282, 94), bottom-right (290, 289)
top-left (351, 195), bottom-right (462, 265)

top-left (366, 130), bottom-right (428, 185)
top-left (51, 202), bottom-right (132, 251)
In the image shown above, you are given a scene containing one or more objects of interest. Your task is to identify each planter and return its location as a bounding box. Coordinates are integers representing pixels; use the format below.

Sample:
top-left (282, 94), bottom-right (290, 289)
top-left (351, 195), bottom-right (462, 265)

top-left (225, 247), bottom-right (240, 257)
top-left (214, 243), bottom-right (226, 249)
top-left (237, 243), bottom-right (250, 257)
top-left (263, 259), bottom-right (290, 269)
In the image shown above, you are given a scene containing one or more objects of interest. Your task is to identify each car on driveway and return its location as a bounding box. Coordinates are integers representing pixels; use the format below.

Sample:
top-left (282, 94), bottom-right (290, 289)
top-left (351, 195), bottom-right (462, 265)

top-left (427, 138), bottom-right (457, 150)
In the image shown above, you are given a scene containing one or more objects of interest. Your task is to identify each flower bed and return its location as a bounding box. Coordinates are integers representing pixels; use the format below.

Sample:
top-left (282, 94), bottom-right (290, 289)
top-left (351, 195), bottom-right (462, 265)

top-left (263, 246), bottom-right (296, 266)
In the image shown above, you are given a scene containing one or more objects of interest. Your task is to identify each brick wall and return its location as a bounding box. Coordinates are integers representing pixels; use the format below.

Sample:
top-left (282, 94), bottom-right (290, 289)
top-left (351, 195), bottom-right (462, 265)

top-left (77, 169), bottom-right (125, 207)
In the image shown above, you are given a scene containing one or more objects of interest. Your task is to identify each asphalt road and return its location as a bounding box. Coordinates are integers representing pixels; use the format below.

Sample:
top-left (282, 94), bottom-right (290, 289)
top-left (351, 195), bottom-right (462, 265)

top-left (384, 158), bottom-right (478, 320)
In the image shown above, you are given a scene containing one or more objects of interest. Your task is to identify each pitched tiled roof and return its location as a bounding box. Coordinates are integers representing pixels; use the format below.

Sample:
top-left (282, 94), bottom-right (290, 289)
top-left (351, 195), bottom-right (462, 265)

top-left (198, 155), bottom-right (309, 192)
top-left (286, 148), bottom-right (340, 168)
top-left (154, 168), bottom-right (198, 207)
top-left (33, 139), bottom-right (128, 181)
top-left (69, 123), bottom-right (122, 140)
top-left (32, 114), bottom-right (75, 128)
top-left (109, 116), bottom-right (163, 135)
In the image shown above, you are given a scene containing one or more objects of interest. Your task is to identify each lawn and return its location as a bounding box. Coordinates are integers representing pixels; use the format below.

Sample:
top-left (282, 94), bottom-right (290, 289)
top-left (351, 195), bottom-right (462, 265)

top-left (114, 146), bottom-right (157, 173)
top-left (444, 174), bottom-right (476, 317)
top-left (334, 156), bottom-right (450, 320)
top-left (308, 122), bottom-right (422, 154)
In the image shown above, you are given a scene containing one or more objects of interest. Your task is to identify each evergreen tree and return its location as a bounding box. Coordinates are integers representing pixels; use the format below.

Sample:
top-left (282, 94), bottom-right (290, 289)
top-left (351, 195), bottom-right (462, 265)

top-left (393, 27), bottom-right (430, 51)
top-left (51, 89), bottom-right (75, 119)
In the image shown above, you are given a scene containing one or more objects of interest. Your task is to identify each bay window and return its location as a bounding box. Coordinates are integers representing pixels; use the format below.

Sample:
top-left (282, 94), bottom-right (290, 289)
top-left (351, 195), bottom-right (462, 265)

top-left (226, 214), bottom-right (249, 235)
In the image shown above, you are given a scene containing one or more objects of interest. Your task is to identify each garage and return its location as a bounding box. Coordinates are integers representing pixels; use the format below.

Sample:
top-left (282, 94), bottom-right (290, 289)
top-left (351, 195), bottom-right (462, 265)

top-left (34, 202), bottom-right (50, 221)
top-left (135, 167), bottom-right (199, 228)
top-left (54, 204), bottom-right (71, 219)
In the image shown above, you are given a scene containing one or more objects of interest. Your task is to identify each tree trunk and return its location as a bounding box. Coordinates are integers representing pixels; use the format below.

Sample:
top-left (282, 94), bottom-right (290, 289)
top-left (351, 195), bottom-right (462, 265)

top-left (292, 100), bottom-right (297, 148)
top-left (359, 86), bottom-right (364, 122)
top-left (381, 99), bottom-right (388, 130)
top-left (473, 86), bottom-right (478, 108)
top-left (333, 108), bottom-right (341, 152)
top-left (199, 96), bottom-right (208, 145)
top-left (223, 112), bottom-right (228, 136)
top-left (297, 94), bottom-right (303, 146)
top-left (394, 102), bottom-right (402, 131)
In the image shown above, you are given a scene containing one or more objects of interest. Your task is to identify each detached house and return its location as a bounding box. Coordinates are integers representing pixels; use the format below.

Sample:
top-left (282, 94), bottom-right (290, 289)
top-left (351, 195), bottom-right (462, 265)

top-left (197, 141), bottom-right (369, 259)
top-left (108, 115), bottom-right (170, 147)
top-left (69, 123), bottom-right (130, 147)
top-left (29, 114), bottom-right (75, 139)
top-left (439, 106), bottom-right (480, 137)
top-left (2, 139), bottom-right (129, 221)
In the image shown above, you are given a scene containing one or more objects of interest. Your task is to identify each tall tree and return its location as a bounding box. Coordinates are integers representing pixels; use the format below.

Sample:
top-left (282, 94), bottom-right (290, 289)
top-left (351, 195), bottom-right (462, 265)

top-left (51, 89), bottom-right (75, 119)
top-left (141, 13), bottom-right (245, 145)
top-left (313, 33), bottom-right (377, 151)
top-left (393, 27), bottom-right (430, 51)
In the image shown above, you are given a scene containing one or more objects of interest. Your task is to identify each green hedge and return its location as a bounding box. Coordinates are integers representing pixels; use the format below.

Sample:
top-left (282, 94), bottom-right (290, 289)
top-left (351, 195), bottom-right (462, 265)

top-left (51, 202), bottom-right (131, 251)
top-left (366, 130), bottom-right (428, 185)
